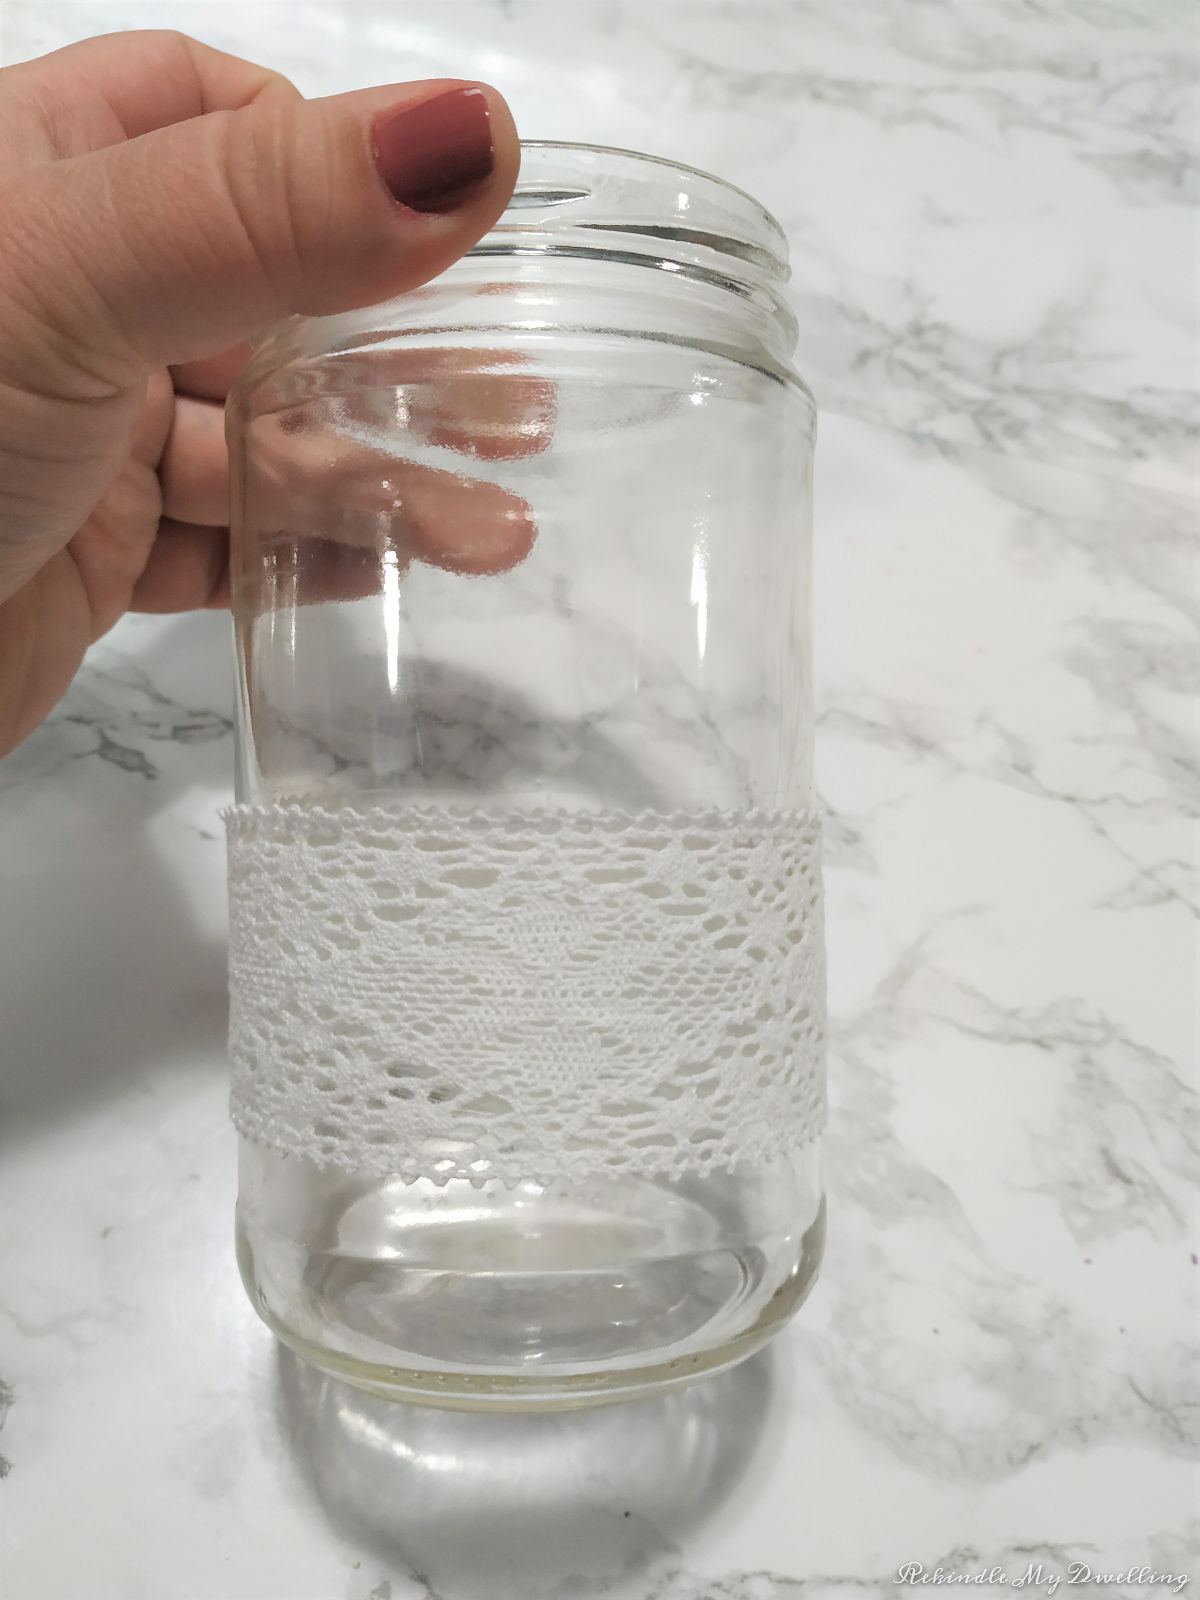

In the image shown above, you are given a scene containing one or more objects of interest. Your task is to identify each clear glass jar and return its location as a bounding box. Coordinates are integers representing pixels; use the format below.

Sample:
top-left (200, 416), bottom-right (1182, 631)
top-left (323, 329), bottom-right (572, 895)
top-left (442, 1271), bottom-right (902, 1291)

top-left (226, 142), bottom-right (823, 1409)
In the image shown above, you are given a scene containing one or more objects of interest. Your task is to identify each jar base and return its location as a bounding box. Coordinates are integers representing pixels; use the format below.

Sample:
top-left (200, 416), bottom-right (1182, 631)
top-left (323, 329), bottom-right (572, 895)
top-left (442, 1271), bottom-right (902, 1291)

top-left (236, 1191), bottom-right (824, 1413)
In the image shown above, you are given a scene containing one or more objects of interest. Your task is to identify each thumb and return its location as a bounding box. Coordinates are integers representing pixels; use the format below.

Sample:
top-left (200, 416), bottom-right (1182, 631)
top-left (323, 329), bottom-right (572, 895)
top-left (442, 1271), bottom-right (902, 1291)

top-left (0, 79), bottom-right (518, 390)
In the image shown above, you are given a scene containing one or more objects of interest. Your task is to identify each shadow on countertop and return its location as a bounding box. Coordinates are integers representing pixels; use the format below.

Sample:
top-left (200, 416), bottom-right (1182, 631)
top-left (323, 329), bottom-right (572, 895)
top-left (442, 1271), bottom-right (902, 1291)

top-left (275, 1343), bottom-right (781, 1600)
top-left (0, 612), bottom-right (232, 1140)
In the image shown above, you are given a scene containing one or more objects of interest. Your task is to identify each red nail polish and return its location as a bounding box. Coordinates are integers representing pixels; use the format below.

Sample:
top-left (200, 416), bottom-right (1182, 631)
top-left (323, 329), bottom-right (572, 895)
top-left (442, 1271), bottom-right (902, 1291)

top-left (372, 86), bottom-right (494, 214)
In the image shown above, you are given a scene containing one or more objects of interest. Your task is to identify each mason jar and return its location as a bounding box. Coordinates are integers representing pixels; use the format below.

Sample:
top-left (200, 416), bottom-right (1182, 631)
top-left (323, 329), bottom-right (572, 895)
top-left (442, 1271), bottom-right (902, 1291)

top-left (225, 142), bottom-right (825, 1409)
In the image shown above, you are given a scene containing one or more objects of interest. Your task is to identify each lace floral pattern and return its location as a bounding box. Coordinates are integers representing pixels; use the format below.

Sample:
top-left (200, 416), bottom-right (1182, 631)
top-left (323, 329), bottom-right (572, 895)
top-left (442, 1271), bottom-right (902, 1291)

top-left (225, 804), bottom-right (826, 1183)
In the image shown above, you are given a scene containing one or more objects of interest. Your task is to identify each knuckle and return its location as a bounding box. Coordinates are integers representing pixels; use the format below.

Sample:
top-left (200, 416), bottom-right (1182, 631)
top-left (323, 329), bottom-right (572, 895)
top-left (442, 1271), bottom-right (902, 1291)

top-left (0, 175), bottom-right (127, 397)
top-left (217, 102), bottom-right (373, 314)
top-left (214, 106), bottom-right (307, 301)
top-left (124, 28), bottom-right (197, 63)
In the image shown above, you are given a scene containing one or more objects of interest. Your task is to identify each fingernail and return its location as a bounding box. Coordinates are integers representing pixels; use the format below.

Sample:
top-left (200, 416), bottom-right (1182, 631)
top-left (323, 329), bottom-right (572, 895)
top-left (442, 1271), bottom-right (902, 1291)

top-left (372, 86), bottom-right (494, 214)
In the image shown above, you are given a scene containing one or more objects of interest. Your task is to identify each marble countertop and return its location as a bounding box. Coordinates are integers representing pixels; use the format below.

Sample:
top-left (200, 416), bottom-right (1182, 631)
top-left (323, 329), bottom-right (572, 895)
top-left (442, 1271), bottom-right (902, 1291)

top-left (0, 3), bottom-right (1195, 1597)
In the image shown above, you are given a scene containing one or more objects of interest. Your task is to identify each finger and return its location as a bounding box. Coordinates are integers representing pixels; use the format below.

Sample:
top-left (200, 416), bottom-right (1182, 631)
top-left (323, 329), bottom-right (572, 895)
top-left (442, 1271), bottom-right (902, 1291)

top-left (145, 449), bottom-right (540, 623)
top-left (248, 456), bottom-right (538, 579)
top-left (413, 376), bottom-right (556, 462)
top-left (160, 395), bottom-right (229, 527)
top-left (236, 533), bottom-right (394, 616)
top-left (164, 379), bottom-right (543, 567)
top-left (0, 30), bottom-right (298, 170)
top-left (0, 78), bottom-right (520, 390)
top-left (396, 468), bottom-right (538, 575)
top-left (234, 345), bottom-right (556, 462)
top-left (399, 353), bottom-right (557, 462)
top-left (160, 360), bottom-right (550, 572)
top-left (129, 519), bottom-right (228, 614)
top-left (130, 370), bottom-right (176, 465)
top-left (305, 347), bottom-right (556, 462)
top-left (244, 408), bottom-right (538, 576)
top-left (172, 345), bottom-right (560, 443)
top-left (171, 343), bottom-right (254, 401)
top-left (134, 521), bottom-right (394, 617)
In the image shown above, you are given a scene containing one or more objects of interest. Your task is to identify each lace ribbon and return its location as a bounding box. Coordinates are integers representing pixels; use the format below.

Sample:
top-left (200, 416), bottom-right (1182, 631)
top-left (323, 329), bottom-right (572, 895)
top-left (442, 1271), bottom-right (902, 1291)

top-left (226, 803), bottom-right (826, 1183)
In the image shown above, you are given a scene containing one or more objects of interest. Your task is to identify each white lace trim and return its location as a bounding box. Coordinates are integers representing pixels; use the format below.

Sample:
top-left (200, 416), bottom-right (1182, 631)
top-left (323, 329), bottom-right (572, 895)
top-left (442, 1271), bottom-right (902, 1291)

top-left (225, 803), bottom-right (826, 1184)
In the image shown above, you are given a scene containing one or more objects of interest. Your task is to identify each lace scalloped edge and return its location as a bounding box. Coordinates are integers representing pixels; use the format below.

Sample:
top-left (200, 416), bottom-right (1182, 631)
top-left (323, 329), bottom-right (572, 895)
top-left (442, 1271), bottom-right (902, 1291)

top-left (224, 799), bottom-right (820, 830)
top-left (230, 1103), bottom-right (827, 1187)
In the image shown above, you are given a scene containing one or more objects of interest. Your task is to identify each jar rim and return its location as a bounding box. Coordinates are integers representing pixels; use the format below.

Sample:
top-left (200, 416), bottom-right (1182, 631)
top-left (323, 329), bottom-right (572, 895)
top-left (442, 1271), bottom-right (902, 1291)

top-left (509, 140), bottom-right (788, 252)
top-left (237, 142), bottom-right (800, 381)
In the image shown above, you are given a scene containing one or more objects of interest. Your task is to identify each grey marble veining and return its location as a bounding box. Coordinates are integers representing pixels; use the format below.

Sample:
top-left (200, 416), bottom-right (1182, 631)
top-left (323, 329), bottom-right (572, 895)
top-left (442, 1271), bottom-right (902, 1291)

top-left (0, 2), bottom-right (1196, 1598)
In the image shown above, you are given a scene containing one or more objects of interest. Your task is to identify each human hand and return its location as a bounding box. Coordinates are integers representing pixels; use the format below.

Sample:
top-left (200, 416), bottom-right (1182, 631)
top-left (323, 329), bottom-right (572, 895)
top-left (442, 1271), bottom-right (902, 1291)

top-left (0, 29), bottom-right (520, 755)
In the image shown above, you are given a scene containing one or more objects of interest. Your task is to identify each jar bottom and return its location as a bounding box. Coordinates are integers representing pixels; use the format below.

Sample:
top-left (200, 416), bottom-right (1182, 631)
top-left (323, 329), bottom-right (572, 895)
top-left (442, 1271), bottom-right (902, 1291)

top-left (236, 1146), bottom-right (824, 1411)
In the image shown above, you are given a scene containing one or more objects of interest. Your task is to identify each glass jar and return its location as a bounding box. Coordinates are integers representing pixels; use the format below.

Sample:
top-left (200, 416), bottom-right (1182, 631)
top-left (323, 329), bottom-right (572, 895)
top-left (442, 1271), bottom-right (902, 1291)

top-left (226, 142), bottom-right (824, 1409)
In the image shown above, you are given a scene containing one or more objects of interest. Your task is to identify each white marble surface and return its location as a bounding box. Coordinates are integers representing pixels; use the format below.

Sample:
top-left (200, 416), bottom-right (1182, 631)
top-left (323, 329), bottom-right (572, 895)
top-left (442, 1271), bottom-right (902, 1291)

top-left (0, 2), bottom-right (1196, 1597)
